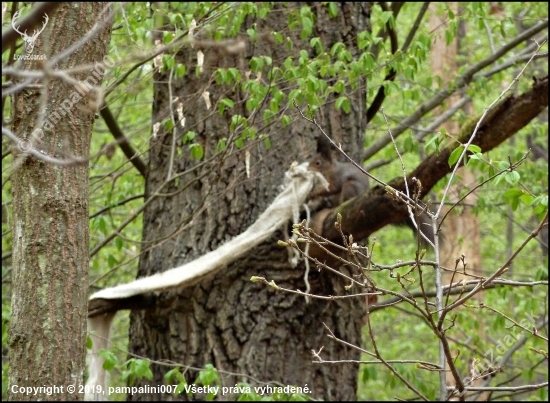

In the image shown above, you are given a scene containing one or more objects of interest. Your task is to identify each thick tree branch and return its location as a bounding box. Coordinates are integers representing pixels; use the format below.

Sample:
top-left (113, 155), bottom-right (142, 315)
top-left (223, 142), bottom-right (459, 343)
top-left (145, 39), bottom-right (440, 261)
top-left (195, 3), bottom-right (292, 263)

top-left (100, 103), bottom-right (147, 177)
top-left (401, 2), bottom-right (430, 54)
top-left (369, 2), bottom-right (404, 60)
top-left (88, 294), bottom-right (159, 317)
top-left (367, 3), bottom-right (429, 123)
top-left (366, 2), bottom-right (401, 123)
top-left (322, 76), bottom-right (548, 242)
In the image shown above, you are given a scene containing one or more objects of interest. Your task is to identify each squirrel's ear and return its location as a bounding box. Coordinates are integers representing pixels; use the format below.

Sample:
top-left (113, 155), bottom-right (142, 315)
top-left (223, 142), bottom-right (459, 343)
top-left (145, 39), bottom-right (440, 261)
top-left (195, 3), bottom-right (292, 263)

top-left (316, 135), bottom-right (333, 161)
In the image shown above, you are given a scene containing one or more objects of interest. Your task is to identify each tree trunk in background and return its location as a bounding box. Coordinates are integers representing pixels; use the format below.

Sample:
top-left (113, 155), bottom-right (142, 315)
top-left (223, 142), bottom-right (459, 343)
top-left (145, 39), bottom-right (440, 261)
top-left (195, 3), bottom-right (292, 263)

top-left (429, 3), bottom-right (483, 400)
top-left (129, 3), bottom-right (371, 400)
top-left (8, 3), bottom-right (112, 400)
top-left (429, 4), bottom-right (482, 275)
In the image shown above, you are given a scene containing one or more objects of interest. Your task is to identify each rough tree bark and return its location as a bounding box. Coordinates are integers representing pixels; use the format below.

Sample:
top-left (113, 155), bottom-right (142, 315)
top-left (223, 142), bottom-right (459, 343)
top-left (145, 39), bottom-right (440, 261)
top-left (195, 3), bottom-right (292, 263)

top-left (128, 3), bottom-right (371, 401)
top-left (8, 3), bottom-right (111, 401)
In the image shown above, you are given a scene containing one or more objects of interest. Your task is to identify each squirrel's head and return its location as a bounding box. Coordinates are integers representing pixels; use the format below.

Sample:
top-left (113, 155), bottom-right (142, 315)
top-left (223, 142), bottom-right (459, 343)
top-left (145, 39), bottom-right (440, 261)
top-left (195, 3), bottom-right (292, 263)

top-left (308, 135), bottom-right (334, 172)
top-left (308, 155), bottom-right (331, 173)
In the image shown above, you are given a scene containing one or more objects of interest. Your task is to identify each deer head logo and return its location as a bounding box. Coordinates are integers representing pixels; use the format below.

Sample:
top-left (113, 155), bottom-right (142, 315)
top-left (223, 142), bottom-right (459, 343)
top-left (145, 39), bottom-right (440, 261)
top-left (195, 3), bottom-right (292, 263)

top-left (12, 11), bottom-right (49, 54)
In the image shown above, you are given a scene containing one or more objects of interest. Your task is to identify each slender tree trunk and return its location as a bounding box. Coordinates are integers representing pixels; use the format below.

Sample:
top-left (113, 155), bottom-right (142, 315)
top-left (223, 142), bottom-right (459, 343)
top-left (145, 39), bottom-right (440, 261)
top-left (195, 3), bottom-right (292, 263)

top-left (129, 3), bottom-right (371, 401)
top-left (429, 4), bottom-right (482, 276)
top-left (429, 3), bottom-right (483, 400)
top-left (8, 3), bottom-right (111, 400)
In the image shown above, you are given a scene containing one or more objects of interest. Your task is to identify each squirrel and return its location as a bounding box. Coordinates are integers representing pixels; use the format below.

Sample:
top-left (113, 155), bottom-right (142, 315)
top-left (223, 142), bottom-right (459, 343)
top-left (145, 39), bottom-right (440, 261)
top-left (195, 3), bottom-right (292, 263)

top-left (307, 135), bottom-right (434, 246)
top-left (303, 136), bottom-right (434, 311)
top-left (307, 135), bottom-right (369, 206)
top-left (304, 136), bottom-right (374, 305)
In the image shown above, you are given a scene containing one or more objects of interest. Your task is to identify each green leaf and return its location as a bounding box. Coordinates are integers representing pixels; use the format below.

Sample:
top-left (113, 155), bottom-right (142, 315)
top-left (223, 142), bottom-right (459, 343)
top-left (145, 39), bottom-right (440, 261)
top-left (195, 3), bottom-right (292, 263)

top-left (301, 16), bottom-right (313, 31)
top-left (98, 216), bottom-right (107, 235)
top-left (175, 63), bottom-right (186, 78)
top-left (498, 160), bottom-right (511, 170)
top-left (218, 98), bottom-right (235, 115)
top-left (108, 254), bottom-right (118, 268)
top-left (250, 57), bottom-right (263, 72)
top-left (381, 11), bottom-right (392, 25)
top-left (163, 118), bottom-right (174, 131)
top-left (330, 42), bottom-right (344, 57)
top-left (284, 56), bottom-right (294, 70)
top-left (263, 109), bottom-right (273, 124)
top-left (98, 349), bottom-right (118, 371)
top-left (183, 131), bottom-right (196, 143)
top-left (503, 188), bottom-right (523, 200)
top-left (216, 138), bottom-right (227, 152)
top-left (162, 54), bottom-right (175, 70)
top-left (230, 115), bottom-right (246, 132)
top-left (309, 37), bottom-right (322, 53)
top-left (269, 99), bottom-right (279, 114)
top-left (362, 365), bottom-right (378, 382)
top-left (403, 136), bottom-right (415, 153)
top-left (288, 89), bottom-right (301, 103)
top-left (246, 27), bottom-right (257, 41)
top-left (469, 152), bottom-right (483, 161)
top-left (519, 193), bottom-right (534, 206)
top-left (335, 96), bottom-right (350, 113)
top-left (263, 135), bottom-right (271, 149)
top-left (334, 80), bottom-right (345, 94)
top-left (424, 134), bottom-right (441, 155)
top-left (448, 8), bottom-right (455, 19)
top-left (328, 2), bottom-right (338, 18)
top-left (242, 127), bottom-right (257, 140)
top-left (273, 31), bottom-right (283, 43)
top-left (189, 143), bottom-right (204, 160)
top-left (134, 359), bottom-right (153, 379)
top-left (299, 49), bottom-right (309, 64)
top-left (176, 381), bottom-right (188, 395)
top-left (533, 195), bottom-right (548, 208)
top-left (503, 170), bottom-right (520, 185)
top-left (448, 146), bottom-right (463, 167)
top-left (163, 31), bottom-right (174, 44)
top-left (466, 144), bottom-right (481, 153)
top-left (165, 367), bottom-right (185, 384)
top-left (196, 364), bottom-right (220, 387)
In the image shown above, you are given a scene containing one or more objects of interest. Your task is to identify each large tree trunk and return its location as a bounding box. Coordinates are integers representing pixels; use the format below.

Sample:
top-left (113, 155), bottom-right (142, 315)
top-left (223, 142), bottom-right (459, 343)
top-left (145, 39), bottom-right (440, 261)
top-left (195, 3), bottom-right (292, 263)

top-left (129, 3), bottom-right (371, 400)
top-left (8, 3), bottom-right (111, 401)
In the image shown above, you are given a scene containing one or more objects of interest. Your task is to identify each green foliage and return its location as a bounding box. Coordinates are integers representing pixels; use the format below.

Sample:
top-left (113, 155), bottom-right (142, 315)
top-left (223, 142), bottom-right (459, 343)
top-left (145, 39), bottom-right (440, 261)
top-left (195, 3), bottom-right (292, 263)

top-left (194, 364), bottom-right (220, 401)
top-left (448, 144), bottom-right (482, 167)
top-left (98, 349), bottom-right (118, 371)
top-left (121, 359), bottom-right (153, 387)
top-left (164, 367), bottom-right (187, 395)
